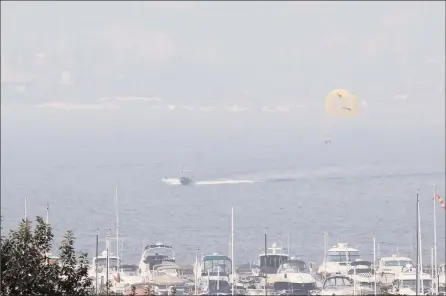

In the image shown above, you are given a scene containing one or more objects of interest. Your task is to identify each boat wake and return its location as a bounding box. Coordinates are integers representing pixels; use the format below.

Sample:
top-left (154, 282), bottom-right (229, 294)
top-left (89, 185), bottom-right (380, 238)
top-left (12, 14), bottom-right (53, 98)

top-left (162, 178), bottom-right (258, 186)
top-left (196, 180), bottom-right (257, 185)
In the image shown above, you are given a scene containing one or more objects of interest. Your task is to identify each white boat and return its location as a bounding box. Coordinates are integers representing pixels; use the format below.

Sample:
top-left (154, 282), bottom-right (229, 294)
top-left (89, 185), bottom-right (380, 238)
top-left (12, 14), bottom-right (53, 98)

top-left (258, 243), bottom-right (290, 277)
top-left (375, 255), bottom-right (413, 286)
top-left (346, 260), bottom-right (377, 291)
top-left (318, 275), bottom-right (367, 295)
top-left (138, 242), bottom-right (176, 278)
top-left (196, 253), bottom-right (232, 294)
top-left (89, 250), bottom-right (121, 278)
top-left (388, 264), bottom-right (433, 295)
top-left (316, 243), bottom-right (360, 277)
top-left (272, 257), bottom-right (317, 295)
top-left (114, 264), bottom-right (143, 285)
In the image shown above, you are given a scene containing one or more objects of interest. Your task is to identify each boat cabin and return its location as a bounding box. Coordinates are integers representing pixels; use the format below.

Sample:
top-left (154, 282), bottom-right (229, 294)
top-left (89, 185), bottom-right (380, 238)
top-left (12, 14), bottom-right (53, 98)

top-left (259, 243), bottom-right (290, 275)
top-left (325, 243), bottom-right (360, 263)
top-left (317, 243), bottom-right (360, 277)
top-left (120, 264), bottom-right (139, 276)
top-left (277, 257), bottom-right (310, 274)
top-left (376, 255), bottom-right (413, 274)
top-left (140, 243), bottom-right (176, 271)
top-left (201, 254), bottom-right (232, 277)
top-left (93, 250), bottom-right (121, 272)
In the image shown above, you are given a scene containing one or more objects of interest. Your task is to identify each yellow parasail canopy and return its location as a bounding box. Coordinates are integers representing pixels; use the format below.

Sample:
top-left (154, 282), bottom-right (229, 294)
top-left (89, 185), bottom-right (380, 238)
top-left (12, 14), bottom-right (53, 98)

top-left (325, 89), bottom-right (359, 117)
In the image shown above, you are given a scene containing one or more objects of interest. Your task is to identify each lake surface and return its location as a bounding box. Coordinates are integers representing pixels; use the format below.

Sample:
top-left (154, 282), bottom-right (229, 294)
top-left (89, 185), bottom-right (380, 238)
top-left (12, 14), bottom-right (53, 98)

top-left (1, 128), bottom-right (445, 267)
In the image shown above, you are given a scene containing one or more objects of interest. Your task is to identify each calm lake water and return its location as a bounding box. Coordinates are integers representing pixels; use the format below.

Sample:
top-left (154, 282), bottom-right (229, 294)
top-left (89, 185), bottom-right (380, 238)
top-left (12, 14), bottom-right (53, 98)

top-left (1, 128), bottom-right (445, 267)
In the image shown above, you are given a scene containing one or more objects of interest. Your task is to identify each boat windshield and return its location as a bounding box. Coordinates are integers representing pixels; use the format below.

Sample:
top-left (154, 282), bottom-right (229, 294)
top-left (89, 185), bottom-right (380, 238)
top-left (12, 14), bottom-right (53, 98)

top-left (383, 260), bottom-right (412, 267)
top-left (326, 251), bottom-right (360, 262)
top-left (203, 259), bottom-right (231, 275)
top-left (278, 260), bottom-right (309, 273)
top-left (324, 277), bottom-right (354, 288)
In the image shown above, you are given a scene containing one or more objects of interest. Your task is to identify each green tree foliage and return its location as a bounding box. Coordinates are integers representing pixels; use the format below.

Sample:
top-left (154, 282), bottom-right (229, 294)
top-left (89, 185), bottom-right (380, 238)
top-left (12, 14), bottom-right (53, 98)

top-left (0, 217), bottom-right (92, 296)
top-left (57, 230), bottom-right (92, 295)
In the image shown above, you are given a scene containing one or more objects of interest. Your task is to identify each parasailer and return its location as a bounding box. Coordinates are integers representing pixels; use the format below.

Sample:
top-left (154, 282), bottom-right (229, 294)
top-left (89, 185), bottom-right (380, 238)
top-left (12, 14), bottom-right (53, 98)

top-left (325, 89), bottom-right (359, 143)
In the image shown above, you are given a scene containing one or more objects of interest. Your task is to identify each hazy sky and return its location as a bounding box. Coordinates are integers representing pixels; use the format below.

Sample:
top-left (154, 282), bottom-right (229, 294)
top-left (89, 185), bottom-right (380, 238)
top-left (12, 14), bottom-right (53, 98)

top-left (1, 1), bottom-right (445, 150)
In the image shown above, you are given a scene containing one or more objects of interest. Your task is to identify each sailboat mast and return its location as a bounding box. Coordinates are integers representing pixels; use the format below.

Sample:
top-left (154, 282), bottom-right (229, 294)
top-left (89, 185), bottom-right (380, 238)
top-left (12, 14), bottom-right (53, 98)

top-left (115, 186), bottom-right (120, 271)
top-left (324, 232), bottom-right (328, 278)
top-left (373, 234), bottom-right (377, 296)
top-left (24, 197), bottom-right (27, 220)
top-left (264, 232), bottom-right (268, 296)
top-left (106, 229), bottom-right (110, 291)
top-left (231, 206), bottom-right (235, 296)
top-left (418, 191), bottom-right (424, 295)
top-left (95, 231), bottom-right (99, 295)
top-left (46, 204), bottom-right (49, 224)
top-left (416, 191), bottom-right (420, 295)
top-left (433, 184), bottom-right (438, 294)
top-left (431, 246), bottom-right (434, 293)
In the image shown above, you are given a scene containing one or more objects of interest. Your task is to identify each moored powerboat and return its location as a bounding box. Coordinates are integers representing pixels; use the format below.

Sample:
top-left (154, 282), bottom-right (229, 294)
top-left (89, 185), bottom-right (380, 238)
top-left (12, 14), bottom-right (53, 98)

top-left (316, 243), bottom-right (360, 278)
top-left (272, 257), bottom-right (317, 295)
top-left (196, 253), bottom-right (232, 294)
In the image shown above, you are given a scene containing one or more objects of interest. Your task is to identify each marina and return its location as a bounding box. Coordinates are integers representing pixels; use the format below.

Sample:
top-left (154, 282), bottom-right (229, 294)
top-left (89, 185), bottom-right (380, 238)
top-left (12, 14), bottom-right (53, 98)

top-left (82, 190), bottom-right (445, 295)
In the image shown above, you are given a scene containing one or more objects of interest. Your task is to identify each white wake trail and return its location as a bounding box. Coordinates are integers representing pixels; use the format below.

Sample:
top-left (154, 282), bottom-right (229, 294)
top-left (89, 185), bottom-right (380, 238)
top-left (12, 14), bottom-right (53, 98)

top-left (161, 178), bottom-right (258, 186)
top-left (195, 180), bottom-right (257, 185)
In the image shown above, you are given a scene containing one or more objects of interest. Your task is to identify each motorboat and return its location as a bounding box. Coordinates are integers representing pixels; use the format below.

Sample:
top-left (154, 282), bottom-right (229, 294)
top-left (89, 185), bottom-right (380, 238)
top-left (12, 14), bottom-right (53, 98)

top-left (138, 242), bottom-right (176, 277)
top-left (236, 263), bottom-right (261, 288)
top-left (113, 264), bottom-right (143, 286)
top-left (318, 275), bottom-right (370, 295)
top-left (88, 250), bottom-right (121, 278)
top-left (258, 243), bottom-right (290, 276)
top-left (179, 170), bottom-right (194, 186)
top-left (272, 257), bottom-right (317, 295)
top-left (375, 255), bottom-right (413, 287)
top-left (388, 264), bottom-right (432, 295)
top-left (347, 260), bottom-right (377, 290)
top-left (196, 253), bottom-right (232, 294)
top-left (316, 243), bottom-right (361, 278)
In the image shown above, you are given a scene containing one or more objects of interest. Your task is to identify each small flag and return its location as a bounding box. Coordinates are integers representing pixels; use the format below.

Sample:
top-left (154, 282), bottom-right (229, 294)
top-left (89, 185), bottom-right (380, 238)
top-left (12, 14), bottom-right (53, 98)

top-left (436, 195), bottom-right (445, 209)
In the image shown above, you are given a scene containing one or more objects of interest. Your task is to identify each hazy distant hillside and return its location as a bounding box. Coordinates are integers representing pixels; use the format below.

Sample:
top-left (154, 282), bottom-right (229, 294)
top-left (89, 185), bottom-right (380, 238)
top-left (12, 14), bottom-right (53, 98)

top-left (1, 1), bottom-right (444, 105)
